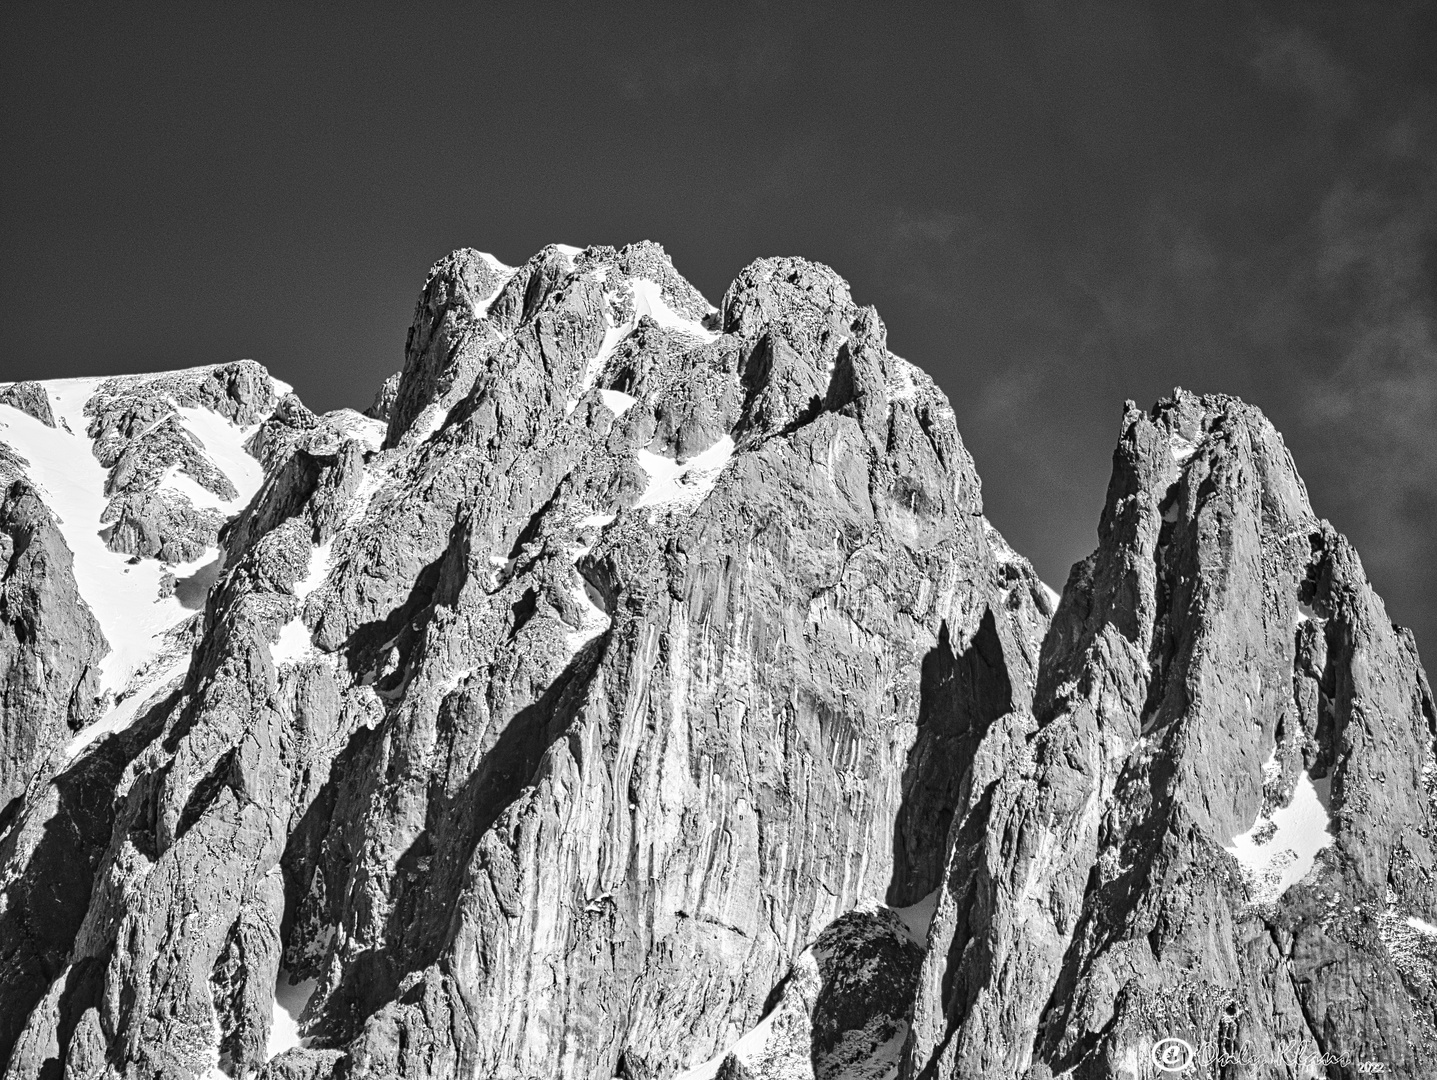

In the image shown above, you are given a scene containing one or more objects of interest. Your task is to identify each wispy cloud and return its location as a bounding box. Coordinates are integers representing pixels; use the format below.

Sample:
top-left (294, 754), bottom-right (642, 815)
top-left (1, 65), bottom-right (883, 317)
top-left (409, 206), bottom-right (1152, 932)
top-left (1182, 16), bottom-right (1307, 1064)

top-left (1294, 111), bottom-right (1437, 596)
top-left (1248, 22), bottom-right (1354, 116)
top-left (605, 2), bottom-right (800, 104)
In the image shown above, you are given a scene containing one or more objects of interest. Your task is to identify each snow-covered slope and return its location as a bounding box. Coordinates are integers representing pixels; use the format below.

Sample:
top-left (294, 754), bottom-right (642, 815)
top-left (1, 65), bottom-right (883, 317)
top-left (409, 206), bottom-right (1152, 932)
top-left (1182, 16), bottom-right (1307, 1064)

top-left (0, 363), bottom-right (285, 756)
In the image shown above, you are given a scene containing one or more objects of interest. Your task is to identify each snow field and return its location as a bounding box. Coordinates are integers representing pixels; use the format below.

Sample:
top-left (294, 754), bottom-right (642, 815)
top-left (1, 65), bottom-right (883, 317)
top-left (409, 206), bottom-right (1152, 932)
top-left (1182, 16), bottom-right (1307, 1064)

top-left (635, 436), bottom-right (735, 513)
top-left (0, 372), bottom-right (274, 757)
top-left (629, 277), bottom-right (718, 342)
top-left (1225, 761), bottom-right (1334, 903)
top-left (267, 970), bottom-right (318, 1059)
top-left (1, 380), bottom-right (188, 694)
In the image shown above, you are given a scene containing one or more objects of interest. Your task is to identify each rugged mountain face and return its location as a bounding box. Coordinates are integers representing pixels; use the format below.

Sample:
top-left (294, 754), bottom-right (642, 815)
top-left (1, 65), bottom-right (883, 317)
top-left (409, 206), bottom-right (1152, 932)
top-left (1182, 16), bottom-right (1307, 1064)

top-left (0, 243), bottom-right (1430, 1080)
top-left (904, 392), bottom-right (1437, 1079)
top-left (0, 243), bottom-right (1050, 1080)
top-left (0, 479), bottom-right (106, 809)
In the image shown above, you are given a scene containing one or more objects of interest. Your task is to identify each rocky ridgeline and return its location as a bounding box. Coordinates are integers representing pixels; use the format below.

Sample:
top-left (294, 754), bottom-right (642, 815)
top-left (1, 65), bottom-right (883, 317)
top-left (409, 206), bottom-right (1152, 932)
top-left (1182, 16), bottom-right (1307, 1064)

top-left (0, 243), bottom-right (1431, 1080)
top-left (87, 363), bottom-right (282, 563)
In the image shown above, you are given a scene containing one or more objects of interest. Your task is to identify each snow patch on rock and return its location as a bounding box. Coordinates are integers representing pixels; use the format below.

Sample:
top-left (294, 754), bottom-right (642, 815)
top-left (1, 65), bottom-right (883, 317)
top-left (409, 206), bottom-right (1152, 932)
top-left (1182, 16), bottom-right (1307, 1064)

top-left (983, 516), bottom-right (1061, 606)
top-left (600, 388), bottom-right (637, 416)
top-left (270, 540), bottom-right (333, 665)
top-left (565, 273), bottom-right (715, 416)
top-left (1377, 886), bottom-right (1437, 983)
top-left (471, 254), bottom-right (516, 319)
top-left (630, 277), bottom-right (718, 342)
top-left (327, 409), bottom-right (386, 452)
top-left (893, 888), bottom-right (939, 946)
top-left (158, 465), bottom-right (229, 512)
top-left (569, 305), bottom-right (634, 415)
top-left (636, 436), bottom-right (735, 513)
top-left (1225, 766), bottom-right (1334, 903)
top-left (410, 401), bottom-right (452, 443)
top-left (566, 575), bottom-right (611, 653)
top-left (673, 1007), bottom-right (784, 1080)
top-left (176, 405), bottom-right (266, 509)
top-left (888, 356), bottom-right (920, 402)
top-left (1, 380), bottom-right (212, 694)
top-left (63, 654), bottom-right (189, 762)
top-left (1169, 431), bottom-right (1200, 464)
top-left (267, 970), bottom-right (317, 1060)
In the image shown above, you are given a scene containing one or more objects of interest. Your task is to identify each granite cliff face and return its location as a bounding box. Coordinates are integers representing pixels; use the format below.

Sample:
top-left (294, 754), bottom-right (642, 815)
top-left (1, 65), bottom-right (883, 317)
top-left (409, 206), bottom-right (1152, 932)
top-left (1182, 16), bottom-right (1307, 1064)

top-left (0, 244), bottom-right (1431, 1080)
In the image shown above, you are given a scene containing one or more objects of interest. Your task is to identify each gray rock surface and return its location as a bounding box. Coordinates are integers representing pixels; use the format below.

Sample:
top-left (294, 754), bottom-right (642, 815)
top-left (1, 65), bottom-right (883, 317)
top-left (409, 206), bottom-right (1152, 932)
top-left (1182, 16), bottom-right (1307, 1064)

top-left (268, 242), bottom-right (1044, 1079)
top-left (703, 904), bottom-right (926, 1080)
top-left (86, 361), bottom-right (280, 561)
top-left (904, 391), bottom-right (1437, 1078)
top-left (0, 249), bottom-right (1430, 1080)
top-left (0, 480), bottom-right (107, 809)
top-left (0, 385), bottom-right (54, 428)
top-left (0, 478), bottom-right (109, 1064)
top-left (362, 374), bottom-right (401, 424)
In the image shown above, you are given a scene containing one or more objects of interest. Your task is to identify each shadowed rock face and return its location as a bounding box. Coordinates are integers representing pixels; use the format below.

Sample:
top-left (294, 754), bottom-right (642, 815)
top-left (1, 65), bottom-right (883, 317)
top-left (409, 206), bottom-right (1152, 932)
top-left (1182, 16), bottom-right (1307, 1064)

top-left (0, 481), bottom-right (107, 810)
top-left (0, 248), bottom-right (1430, 1080)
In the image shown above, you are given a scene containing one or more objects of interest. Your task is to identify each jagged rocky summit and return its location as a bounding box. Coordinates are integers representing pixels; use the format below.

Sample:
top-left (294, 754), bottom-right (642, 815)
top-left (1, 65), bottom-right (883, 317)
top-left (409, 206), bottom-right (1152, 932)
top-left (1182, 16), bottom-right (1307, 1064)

top-left (0, 242), bottom-right (1431, 1080)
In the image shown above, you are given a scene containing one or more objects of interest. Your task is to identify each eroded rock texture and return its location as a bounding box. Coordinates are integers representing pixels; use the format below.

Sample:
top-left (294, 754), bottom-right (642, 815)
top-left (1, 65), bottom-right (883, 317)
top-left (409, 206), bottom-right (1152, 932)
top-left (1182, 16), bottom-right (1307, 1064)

top-left (0, 247), bottom-right (1430, 1080)
top-left (0, 385), bottom-right (54, 429)
top-left (0, 481), bottom-right (107, 810)
top-left (86, 361), bottom-right (281, 562)
top-left (905, 392), bottom-right (1437, 1078)
top-left (0, 244), bottom-right (1051, 1080)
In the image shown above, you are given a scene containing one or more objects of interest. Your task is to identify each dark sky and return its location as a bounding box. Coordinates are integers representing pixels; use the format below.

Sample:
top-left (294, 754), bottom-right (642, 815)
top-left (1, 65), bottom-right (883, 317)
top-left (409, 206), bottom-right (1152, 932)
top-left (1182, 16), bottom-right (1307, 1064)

top-left (3, 1), bottom-right (1435, 657)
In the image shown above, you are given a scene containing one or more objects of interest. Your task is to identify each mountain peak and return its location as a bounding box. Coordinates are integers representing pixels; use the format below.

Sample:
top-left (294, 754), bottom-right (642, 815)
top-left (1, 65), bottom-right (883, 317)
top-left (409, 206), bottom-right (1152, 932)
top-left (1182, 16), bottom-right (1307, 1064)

top-left (0, 246), bottom-right (1431, 1079)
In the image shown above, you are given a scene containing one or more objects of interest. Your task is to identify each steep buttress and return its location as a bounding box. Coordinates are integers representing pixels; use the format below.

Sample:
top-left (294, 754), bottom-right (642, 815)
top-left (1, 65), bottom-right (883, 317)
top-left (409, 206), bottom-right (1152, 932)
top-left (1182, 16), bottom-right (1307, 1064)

top-left (904, 391), bottom-right (1437, 1079)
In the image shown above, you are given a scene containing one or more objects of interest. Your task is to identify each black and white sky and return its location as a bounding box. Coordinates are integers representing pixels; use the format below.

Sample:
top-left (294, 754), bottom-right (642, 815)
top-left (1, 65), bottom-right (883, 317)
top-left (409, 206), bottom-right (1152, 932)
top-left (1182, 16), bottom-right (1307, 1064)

top-left (3, 1), bottom-right (1435, 655)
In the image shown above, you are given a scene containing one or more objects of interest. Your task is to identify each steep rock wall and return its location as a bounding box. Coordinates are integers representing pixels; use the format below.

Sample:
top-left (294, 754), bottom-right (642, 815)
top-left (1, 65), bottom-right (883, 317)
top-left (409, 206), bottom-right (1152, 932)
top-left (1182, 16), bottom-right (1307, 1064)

top-left (0, 244), bottom-right (1051, 1080)
top-left (906, 391), bottom-right (1437, 1079)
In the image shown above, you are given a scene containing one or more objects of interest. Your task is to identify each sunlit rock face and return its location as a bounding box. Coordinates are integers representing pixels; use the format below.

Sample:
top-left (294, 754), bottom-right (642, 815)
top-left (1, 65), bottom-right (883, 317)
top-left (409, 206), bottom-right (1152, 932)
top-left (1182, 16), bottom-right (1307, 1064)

top-left (904, 391), bottom-right (1437, 1079)
top-left (0, 245), bottom-right (1430, 1080)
